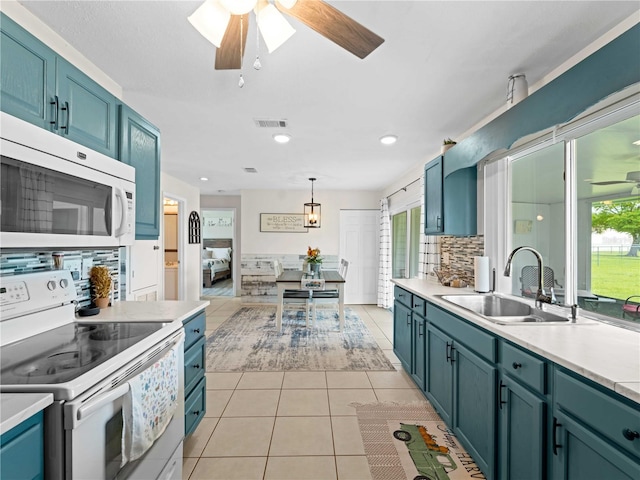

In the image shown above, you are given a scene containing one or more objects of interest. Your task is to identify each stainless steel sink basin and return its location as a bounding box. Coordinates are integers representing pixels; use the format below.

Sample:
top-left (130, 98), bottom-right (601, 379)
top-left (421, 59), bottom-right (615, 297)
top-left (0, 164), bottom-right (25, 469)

top-left (438, 294), bottom-right (570, 324)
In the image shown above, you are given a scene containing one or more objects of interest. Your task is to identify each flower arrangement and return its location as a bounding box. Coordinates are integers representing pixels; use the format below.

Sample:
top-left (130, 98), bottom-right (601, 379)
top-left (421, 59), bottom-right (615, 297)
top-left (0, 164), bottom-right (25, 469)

top-left (306, 246), bottom-right (323, 264)
top-left (90, 265), bottom-right (112, 300)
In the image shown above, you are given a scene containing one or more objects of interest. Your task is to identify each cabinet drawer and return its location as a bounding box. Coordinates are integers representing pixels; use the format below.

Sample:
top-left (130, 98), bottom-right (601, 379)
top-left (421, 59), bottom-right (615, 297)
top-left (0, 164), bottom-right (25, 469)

top-left (394, 286), bottom-right (412, 308)
top-left (500, 341), bottom-right (547, 394)
top-left (183, 311), bottom-right (206, 350)
top-left (185, 376), bottom-right (206, 437)
top-left (1, 411), bottom-right (44, 480)
top-left (185, 336), bottom-right (206, 394)
top-left (427, 303), bottom-right (496, 362)
top-left (412, 295), bottom-right (426, 317)
top-left (555, 369), bottom-right (640, 458)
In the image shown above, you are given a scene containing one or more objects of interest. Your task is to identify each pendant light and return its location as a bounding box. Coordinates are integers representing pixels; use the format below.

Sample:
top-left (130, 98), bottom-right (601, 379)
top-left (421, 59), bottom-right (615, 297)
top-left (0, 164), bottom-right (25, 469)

top-left (304, 178), bottom-right (321, 228)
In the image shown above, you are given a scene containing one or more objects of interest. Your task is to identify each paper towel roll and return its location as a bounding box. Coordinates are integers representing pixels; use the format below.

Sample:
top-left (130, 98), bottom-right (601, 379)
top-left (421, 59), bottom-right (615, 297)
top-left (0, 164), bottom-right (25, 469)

top-left (474, 256), bottom-right (491, 293)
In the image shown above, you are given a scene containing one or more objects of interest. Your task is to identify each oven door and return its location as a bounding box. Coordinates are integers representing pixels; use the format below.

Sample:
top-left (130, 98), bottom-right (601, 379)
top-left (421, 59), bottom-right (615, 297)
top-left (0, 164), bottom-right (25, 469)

top-left (63, 331), bottom-right (184, 480)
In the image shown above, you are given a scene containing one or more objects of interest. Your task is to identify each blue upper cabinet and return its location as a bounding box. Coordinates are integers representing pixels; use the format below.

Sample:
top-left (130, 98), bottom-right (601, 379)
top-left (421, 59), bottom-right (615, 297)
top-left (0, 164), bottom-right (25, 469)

top-left (56, 59), bottom-right (117, 157)
top-left (119, 105), bottom-right (161, 239)
top-left (0, 14), bottom-right (55, 130)
top-left (424, 155), bottom-right (477, 236)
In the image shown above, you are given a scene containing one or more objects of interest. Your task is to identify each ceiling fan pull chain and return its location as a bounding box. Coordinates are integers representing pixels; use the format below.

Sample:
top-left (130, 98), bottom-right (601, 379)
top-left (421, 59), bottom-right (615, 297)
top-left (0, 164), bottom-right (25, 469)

top-left (254, 10), bottom-right (262, 70)
top-left (238, 15), bottom-right (245, 87)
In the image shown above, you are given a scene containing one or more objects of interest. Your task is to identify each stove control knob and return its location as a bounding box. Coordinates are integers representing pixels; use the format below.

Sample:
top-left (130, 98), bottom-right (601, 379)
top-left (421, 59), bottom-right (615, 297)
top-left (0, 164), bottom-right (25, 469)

top-left (47, 280), bottom-right (57, 291)
top-left (60, 278), bottom-right (69, 289)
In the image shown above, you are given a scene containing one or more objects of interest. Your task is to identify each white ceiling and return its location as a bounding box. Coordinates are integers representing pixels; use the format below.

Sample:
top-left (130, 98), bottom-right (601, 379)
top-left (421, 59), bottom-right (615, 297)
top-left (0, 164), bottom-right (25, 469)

top-left (16, 1), bottom-right (640, 196)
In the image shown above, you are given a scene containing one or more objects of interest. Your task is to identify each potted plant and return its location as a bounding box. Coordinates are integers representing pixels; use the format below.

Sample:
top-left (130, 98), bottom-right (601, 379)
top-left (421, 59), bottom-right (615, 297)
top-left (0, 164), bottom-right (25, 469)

top-left (305, 246), bottom-right (323, 274)
top-left (90, 265), bottom-right (112, 308)
top-left (441, 138), bottom-right (456, 154)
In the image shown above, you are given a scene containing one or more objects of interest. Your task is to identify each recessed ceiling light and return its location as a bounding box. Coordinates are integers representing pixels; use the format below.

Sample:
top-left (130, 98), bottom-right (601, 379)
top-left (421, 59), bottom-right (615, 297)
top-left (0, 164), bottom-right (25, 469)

top-left (273, 133), bottom-right (291, 144)
top-left (200, 177), bottom-right (208, 181)
top-left (380, 134), bottom-right (398, 145)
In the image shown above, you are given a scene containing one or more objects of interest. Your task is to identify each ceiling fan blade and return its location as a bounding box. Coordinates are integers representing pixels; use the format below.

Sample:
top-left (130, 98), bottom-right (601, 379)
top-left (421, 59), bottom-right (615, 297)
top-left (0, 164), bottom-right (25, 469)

top-left (276, 0), bottom-right (384, 59)
top-left (591, 180), bottom-right (634, 186)
top-left (215, 14), bottom-right (249, 70)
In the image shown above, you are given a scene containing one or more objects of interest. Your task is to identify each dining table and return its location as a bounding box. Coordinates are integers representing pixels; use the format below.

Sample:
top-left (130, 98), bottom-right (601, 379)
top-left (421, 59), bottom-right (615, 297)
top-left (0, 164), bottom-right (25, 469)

top-left (275, 269), bottom-right (346, 332)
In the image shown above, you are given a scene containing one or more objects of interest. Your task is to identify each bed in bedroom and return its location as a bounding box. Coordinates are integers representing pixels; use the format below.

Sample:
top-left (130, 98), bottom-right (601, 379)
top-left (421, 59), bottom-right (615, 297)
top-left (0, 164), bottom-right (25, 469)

top-left (202, 239), bottom-right (232, 287)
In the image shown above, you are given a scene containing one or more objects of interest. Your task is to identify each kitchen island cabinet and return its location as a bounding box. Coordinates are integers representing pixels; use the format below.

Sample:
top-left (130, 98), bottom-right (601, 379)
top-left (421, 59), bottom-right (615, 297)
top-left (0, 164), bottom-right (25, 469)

top-left (183, 311), bottom-right (206, 436)
top-left (392, 278), bottom-right (640, 480)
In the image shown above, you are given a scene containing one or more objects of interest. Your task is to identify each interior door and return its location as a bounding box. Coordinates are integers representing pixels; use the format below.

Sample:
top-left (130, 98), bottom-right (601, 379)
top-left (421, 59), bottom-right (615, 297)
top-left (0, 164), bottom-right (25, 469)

top-left (339, 210), bottom-right (379, 304)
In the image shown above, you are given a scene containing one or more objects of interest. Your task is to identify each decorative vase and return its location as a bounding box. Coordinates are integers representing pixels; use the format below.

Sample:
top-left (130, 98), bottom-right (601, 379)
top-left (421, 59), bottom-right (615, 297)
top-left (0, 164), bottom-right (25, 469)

top-left (95, 297), bottom-right (109, 309)
top-left (310, 263), bottom-right (321, 275)
top-left (441, 143), bottom-right (455, 154)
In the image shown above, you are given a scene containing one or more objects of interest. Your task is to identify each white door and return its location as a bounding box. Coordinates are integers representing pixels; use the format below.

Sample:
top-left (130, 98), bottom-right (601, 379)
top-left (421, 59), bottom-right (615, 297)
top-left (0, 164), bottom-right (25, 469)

top-left (339, 210), bottom-right (379, 304)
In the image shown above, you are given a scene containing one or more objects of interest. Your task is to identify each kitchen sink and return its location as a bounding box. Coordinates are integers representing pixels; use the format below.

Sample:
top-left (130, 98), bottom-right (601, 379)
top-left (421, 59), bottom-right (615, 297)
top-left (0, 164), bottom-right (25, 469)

top-left (437, 294), bottom-right (570, 324)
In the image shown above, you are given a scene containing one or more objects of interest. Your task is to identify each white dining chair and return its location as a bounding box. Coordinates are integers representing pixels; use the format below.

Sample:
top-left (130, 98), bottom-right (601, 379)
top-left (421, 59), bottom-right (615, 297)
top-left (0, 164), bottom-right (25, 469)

top-left (311, 260), bottom-right (348, 321)
top-left (274, 260), bottom-right (315, 327)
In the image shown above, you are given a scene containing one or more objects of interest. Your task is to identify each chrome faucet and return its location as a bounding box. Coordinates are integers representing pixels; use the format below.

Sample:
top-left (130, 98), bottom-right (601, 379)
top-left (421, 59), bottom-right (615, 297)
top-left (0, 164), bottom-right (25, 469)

top-left (504, 246), bottom-right (553, 309)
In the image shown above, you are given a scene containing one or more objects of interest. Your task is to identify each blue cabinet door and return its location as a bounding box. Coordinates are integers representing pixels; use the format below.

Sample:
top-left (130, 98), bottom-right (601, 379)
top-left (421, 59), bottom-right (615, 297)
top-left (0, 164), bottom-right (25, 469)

top-left (552, 411), bottom-right (640, 480)
top-left (57, 59), bottom-right (117, 157)
top-left (393, 301), bottom-right (412, 371)
top-left (453, 343), bottom-right (497, 480)
top-left (425, 324), bottom-right (453, 424)
top-left (411, 314), bottom-right (426, 390)
top-left (424, 156), bottom-right (444, 234)
top-left (0, 13), bottom-right (56, 130)
top-left (0, 411), bottom-right (44, 480)
top-left (499, 376), bottom-right (546, 480)
top-left (119, 105), bottom-right (161, 239)
top-left (443, 166), bottom-right (477, 236)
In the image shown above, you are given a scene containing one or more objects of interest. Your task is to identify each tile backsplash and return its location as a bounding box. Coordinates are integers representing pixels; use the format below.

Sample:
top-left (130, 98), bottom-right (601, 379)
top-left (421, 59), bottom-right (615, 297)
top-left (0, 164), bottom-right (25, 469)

top-left (423, 235), bottom-right (485, 287)
top-left (0, 249), bottom-right (120, 307)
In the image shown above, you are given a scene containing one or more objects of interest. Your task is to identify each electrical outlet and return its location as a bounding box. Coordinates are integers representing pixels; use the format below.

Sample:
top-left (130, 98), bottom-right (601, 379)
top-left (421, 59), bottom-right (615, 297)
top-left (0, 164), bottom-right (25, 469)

top-left (442, 252), bottom-right (450, 264)
top-left (65, 259), bottom-right (82, 281)
top-left (82, 258), bottom-right (94, 279)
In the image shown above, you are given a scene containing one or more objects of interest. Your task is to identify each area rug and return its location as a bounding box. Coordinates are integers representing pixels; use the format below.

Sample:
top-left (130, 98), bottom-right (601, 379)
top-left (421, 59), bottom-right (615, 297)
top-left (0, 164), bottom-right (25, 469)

top-left (205, 306), bottom-right (396, 372)
top-left (354, 402), bottom-right (486, 480)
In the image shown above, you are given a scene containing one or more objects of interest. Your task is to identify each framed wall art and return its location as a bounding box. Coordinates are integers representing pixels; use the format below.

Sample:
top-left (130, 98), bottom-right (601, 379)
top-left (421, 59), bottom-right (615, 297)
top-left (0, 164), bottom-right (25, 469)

top-left (260, 213), bottom-right (308, 233)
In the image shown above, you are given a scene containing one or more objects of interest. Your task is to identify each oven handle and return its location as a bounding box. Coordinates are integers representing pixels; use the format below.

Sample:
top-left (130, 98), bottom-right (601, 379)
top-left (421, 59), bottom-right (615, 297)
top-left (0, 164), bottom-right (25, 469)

top-left (77, 383), bottom-right (130, 421)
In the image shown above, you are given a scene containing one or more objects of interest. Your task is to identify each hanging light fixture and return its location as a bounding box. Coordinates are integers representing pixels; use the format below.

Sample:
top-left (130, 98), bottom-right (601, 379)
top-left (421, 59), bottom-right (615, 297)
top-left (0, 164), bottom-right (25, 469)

top-left (304, 178), bottom-right (321, 228)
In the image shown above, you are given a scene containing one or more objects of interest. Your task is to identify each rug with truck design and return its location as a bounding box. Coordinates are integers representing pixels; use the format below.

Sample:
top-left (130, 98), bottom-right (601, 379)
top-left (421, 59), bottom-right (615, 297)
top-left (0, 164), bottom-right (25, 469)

top-left (353, 402), bottom-right (486, 480)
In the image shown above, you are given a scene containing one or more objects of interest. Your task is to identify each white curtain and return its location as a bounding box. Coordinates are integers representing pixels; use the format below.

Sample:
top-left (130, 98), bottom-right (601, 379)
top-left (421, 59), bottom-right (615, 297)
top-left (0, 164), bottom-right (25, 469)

top-left (377, 197), bottom-right (392, 308)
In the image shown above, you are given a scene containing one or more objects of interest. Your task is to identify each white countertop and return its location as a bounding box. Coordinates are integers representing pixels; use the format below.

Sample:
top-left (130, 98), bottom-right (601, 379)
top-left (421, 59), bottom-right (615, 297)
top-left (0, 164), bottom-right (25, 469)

top-left (77, 300), bottom-right (209, 324)
top-left (1, 393), bottom-right (53, 435)
top-left (393, 278), bottom-right (640, 404)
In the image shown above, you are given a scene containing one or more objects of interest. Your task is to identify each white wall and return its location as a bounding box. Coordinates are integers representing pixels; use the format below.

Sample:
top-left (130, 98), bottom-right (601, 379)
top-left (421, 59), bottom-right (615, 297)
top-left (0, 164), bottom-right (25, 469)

top-left (161, 172), bottom-right (201, 301)
top-left (241, 189), bottom-right (380, 256)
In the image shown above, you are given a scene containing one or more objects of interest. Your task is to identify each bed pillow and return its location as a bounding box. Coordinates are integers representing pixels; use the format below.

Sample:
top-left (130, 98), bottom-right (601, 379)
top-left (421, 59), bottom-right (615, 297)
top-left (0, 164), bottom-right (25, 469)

top-left (202, 249), bottom-right (214, 259)
top-left (211, 247), bottom-right (231, 261)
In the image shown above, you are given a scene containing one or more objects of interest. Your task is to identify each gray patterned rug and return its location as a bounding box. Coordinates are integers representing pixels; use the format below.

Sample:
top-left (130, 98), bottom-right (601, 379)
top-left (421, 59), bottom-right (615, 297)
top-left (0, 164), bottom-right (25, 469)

top-left (206, 306), bottom-right (396, 372)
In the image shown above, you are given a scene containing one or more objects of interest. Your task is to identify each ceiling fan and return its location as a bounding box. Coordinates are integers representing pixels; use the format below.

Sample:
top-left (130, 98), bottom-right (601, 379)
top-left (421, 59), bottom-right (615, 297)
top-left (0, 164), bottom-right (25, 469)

top-left (188, 0), bottom-right (385, 70)
top-left (591, 170), bottom-right (640, 187)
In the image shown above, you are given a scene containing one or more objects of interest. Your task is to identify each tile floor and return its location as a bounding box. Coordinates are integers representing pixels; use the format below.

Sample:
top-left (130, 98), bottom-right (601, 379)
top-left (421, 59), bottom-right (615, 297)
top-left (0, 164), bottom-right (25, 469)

top-left (183, 298), bottom-right (426, 480)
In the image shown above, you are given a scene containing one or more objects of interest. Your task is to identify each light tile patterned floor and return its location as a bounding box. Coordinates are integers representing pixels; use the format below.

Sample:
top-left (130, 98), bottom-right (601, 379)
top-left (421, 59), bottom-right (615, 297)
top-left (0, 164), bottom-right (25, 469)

top-left (185, 298), bottom-right (414, 480)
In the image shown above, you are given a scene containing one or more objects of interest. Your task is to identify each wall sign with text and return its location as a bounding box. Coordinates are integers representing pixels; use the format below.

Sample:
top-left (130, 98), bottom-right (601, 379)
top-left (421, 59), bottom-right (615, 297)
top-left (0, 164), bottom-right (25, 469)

top-left (260, 213), bottom-right (308, 233)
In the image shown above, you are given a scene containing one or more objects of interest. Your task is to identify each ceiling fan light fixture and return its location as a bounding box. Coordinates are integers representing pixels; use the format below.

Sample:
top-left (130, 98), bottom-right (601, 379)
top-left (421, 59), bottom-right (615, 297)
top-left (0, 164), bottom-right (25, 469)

top-left (219, 0), bottom-right (257, 15)
top-left (277, 0), bottom-right (298, 9)
top-left (256, 2), bottom-right (296, 53)
top-left (188, 0), bottom-right (231, 47)
top-left (380, 134), bottom-right (398, 145)
top-left (273, 133), bottom-right (291, 143)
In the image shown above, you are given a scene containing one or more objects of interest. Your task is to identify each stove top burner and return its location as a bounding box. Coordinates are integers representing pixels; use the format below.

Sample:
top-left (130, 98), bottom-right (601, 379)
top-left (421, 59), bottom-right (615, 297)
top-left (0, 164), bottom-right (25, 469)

top-left (14, 348), bottom-right (104, 377)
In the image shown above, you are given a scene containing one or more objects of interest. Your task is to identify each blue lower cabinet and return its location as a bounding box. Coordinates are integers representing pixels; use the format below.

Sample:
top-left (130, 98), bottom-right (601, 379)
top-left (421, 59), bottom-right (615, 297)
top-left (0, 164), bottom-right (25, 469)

top-left (0, 411), bottom-right (44, 480)
top-left (185, 376), bottom-right (206, 437)
top-left (393, 301), bottom-right (412, 371)
top-left (552, 410), bottom-right (640, 480)
top-left (411, 314), bottom-right (426, 390)
top-left (498, 375), bottom-right (546, 480)
top-left (453, 343), bottom-right (497, 480)
top-left (425, 324), bottom-right (453, 425)
top-left (183, 310), bottom-right (207, 436)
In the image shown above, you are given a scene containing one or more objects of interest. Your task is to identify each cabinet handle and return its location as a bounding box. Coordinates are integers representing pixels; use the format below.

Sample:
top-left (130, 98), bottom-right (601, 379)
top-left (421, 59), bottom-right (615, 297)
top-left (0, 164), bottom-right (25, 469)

top-left (50, 96), bottom-right (59, 129)
top-left (60, 101), bottom-right (69, 133)
top-left (192, 410), bottom-right (200, 416)
top-left (552, 417), bottom-right (562, 455)
top-left (192, 364), bottom-right (200, 369)
top-left (498, 380), bottom-right (507, 410)
top-left (193, 328), bottom-right (201, 334)
top-left (622, 428), bottom-right (640, 441)
top-left (418, 323), bottom-right (423, 337)
top-left (436, 216), bottom-right (441, 229)
top-left (406, 313), bottom-right (411, 326)
top-left (446, 342), bottom-right (455, 363)
top-left (512, 362), bottom-right (522, 369)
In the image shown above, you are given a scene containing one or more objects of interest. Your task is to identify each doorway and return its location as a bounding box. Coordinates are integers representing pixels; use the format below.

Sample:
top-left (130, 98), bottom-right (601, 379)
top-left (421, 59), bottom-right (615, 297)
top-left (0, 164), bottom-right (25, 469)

top-left (201, 208), bottom-right (235, 297)
top-left (339, 210), bottom-right (379, 304)
top-left (163, 196), bottom-right (184, 300)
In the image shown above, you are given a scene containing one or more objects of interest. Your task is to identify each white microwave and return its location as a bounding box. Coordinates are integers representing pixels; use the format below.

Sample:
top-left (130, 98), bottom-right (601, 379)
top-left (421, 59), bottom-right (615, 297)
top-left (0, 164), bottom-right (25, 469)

top-left (0, 113), bottom-right (135, 249)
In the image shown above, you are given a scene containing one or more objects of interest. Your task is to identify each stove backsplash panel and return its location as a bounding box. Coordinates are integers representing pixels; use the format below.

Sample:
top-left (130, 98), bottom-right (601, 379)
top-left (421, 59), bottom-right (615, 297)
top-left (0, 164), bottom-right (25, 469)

top-left (0, 249), bottom-right (120, 307)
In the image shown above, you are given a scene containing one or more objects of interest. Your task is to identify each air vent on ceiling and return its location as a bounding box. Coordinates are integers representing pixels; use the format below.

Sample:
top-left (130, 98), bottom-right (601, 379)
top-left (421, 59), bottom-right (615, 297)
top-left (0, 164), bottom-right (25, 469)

top-left (244, 167), bottom-right (258, 173)
top-left (254, 119), bottom-right (288, 128)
